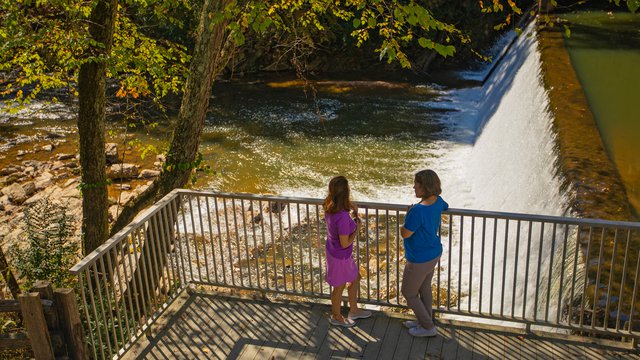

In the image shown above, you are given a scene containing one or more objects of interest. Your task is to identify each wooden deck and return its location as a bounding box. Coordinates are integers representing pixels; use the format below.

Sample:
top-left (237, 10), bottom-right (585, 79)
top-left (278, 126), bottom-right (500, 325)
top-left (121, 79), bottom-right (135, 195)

top-left (123, 289), bottom-right (639, 360)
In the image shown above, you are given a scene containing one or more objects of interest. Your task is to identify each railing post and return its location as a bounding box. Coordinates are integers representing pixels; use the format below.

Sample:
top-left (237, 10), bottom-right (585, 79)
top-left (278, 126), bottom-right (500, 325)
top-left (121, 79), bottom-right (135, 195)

top-left (54, 288), bottom-right (89, 360)
top-left (19, 292), bottom-right (55, 360)
top-left (32, 281), bottom-right (58, 329)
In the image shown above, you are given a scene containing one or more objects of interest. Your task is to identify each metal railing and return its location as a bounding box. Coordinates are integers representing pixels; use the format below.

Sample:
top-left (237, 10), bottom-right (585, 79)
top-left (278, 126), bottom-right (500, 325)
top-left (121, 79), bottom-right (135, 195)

top-left (70, 189), bottom-right (640, 359)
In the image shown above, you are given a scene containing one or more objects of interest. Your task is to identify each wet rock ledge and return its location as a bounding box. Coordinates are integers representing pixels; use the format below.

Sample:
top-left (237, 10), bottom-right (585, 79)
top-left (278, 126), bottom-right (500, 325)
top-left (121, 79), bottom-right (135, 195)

top-left (538, 28), bottom-right (635, 221)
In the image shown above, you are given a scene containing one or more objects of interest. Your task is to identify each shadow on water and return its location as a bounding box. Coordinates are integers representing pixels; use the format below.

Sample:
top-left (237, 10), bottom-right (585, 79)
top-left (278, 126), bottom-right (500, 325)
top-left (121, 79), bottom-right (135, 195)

top-left (471, 29), bottom-right (535, 144)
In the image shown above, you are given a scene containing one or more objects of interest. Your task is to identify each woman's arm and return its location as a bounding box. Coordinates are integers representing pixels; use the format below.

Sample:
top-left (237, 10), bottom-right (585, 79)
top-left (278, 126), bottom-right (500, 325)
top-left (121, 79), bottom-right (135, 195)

top-left (400, 226), bottom-right (414, 239)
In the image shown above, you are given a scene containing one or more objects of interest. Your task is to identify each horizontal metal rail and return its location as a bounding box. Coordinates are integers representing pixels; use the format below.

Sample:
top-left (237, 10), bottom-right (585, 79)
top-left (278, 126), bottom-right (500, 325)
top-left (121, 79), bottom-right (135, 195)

top-left (71, 190), bottom-right (640, 359)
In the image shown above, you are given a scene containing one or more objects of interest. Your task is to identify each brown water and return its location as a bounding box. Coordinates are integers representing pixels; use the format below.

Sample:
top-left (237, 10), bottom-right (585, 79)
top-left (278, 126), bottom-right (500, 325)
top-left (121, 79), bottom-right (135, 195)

top-left (562, 12), bottom-right (640, 217)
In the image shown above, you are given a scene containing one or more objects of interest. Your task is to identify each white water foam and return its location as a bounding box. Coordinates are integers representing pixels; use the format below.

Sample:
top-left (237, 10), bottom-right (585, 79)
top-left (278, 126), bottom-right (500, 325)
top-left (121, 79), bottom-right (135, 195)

top-left (430, 23), bottom-right (572, 329)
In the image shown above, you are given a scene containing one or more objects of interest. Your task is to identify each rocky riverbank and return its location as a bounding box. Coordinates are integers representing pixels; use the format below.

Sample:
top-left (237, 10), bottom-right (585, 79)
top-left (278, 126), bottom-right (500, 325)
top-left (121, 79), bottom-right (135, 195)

top-left (0, 141), bottom-right (162, 254)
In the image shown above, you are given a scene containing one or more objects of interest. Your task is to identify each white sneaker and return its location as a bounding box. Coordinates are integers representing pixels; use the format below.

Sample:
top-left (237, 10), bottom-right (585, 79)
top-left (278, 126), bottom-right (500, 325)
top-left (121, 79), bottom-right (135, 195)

top-left (402, 320), bottom-right (419, 329)
top-left (409, 325), bottom-right (438, 337)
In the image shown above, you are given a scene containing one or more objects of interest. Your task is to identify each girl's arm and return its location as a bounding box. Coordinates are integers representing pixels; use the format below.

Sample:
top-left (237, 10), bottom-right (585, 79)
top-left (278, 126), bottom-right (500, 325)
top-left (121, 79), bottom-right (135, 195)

top-left (339, 219), bottom-right (361, 248)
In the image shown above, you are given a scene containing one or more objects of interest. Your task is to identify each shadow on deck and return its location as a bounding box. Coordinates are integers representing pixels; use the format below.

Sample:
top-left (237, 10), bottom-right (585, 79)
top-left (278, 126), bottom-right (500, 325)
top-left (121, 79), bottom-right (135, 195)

top-left (122, 289), bottom-right (639, 360)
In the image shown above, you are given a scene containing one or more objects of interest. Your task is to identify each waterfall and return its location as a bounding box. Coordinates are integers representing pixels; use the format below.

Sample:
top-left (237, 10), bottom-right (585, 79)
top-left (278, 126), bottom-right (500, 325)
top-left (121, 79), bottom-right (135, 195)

top-left (436, 22), bottom-right (578, 326)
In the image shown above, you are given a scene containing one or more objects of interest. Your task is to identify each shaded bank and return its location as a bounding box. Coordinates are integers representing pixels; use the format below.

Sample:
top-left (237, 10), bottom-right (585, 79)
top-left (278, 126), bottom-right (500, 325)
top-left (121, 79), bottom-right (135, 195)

top-left (537, 28), bottom-right (635, 222)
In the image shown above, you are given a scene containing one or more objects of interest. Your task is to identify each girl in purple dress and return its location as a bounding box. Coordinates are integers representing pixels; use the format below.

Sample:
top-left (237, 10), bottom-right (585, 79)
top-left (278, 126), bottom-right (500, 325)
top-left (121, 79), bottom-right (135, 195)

top-left (323, 176), bottom-right (371, 327)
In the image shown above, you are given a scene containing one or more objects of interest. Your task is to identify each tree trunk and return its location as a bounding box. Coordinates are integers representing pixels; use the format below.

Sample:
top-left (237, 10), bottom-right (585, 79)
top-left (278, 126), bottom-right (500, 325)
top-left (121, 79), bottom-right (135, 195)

top-left (78, 0), bottom-right (117, 254)
top-left (110, 0), bottom-right (233, 237)
top-left (113, 0), bottom-right (234, 314)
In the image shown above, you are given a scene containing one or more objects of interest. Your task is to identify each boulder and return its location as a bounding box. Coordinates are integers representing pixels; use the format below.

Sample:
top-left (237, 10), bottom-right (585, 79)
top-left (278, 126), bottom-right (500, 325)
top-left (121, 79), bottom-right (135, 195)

top-left (107, 163), bottom-right (139, 180)
top-left (1, 183), bottom-right (27, 204)
top-left (56, 153), bottom-right (75, 160)
top-left (35, 177), bottom-right (54, 191)
top-left (63, 177), bottom-right (79, 188)
top-left (0, 166), bottom-right (20, 176)
top-left (42, 144), bottom-right (54, 152)
top-left (105, 143), bottom-right (118, 164)
top-left (139, 169), bottom-right (160, 179)
top-left (22, 181), bottom-right (36, 196)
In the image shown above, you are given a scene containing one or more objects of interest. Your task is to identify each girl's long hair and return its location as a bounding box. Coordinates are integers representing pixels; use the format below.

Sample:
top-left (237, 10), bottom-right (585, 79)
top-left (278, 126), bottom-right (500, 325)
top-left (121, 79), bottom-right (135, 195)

top-left (323, 176), bottom-right (355, 214)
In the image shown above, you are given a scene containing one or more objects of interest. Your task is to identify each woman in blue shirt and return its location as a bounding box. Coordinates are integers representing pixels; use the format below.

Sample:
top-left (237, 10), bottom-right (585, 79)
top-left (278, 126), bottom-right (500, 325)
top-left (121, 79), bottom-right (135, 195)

top-left (400, 169), bottom-right (449, 337)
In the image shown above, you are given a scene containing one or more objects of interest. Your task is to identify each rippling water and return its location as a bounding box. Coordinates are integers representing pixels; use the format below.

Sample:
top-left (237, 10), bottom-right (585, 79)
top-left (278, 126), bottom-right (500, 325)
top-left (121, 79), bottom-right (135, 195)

top-left (200, 81), bottom-right (452, 202)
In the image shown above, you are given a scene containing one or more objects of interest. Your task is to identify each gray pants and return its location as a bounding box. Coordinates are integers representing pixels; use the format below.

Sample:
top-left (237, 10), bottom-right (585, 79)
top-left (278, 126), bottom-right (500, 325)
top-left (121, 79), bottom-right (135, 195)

top-left (401, 257), bottom-right (439, 329)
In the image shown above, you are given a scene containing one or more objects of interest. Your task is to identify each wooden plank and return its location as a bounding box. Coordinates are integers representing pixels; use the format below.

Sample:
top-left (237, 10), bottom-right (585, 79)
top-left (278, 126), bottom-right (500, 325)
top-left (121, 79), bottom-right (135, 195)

top-left (19, 292), bottom-right (55, 360)
top-left (0, 332), bottom-right (30, 350)
top-left (424, 326), bottom-right (445, 359)
top-left (377, 315), bottom-right (403, 360)
top-left (285, 302), bottom-right (325, 357)
top-left (440, 326), bottom-right (460, 360)
top-left (191, 295), bottom-right (241, 357)
top-left (393, 324), bottom-right (415, 360)
top-left (234, 300), bottom-right (274, 359)
top-left (0, 299), bottom-right (54, 313)
top-left (360, 312), bottom-right (390, 359)
top-left (54, 288), bottom-right (89, 360)
top-left (408, 332), bottom-right (429, 360)
top-left (448, 327), bottom-right (475, 360)
top-left (346, 310), bottom-right (377, 357)
top-left (295, 304), bottom-right (331, 359)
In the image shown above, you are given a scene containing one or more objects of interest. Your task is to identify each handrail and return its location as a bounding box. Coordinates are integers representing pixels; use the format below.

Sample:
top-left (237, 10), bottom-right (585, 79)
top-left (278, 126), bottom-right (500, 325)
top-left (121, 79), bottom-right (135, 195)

top-left (70, 190), bottom-right (640, 359)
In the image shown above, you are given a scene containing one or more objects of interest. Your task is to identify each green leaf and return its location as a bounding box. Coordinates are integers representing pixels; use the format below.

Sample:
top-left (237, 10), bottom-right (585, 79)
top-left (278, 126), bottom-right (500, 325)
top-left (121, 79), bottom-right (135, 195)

top-left (564, 25), bottom-right (571, 38)
top-left (353, 18), bottom-right (361, 28)
top-left (367, 17), bottom-right (377, 28)
top-left (418, 37), bottom-right (429, 48)
top-left (628, 0), bottom-right (640, 13)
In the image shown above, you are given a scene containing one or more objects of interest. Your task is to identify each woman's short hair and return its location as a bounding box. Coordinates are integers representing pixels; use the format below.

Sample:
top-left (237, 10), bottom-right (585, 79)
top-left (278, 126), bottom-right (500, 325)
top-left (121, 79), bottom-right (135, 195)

top-left (415, 169), bottom-right (442, 198)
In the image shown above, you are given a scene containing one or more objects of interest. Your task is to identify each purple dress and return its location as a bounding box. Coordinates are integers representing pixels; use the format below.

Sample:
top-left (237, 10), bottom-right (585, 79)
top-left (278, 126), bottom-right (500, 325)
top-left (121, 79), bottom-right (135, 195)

top-left (325, 210), bottom-right (359, 287)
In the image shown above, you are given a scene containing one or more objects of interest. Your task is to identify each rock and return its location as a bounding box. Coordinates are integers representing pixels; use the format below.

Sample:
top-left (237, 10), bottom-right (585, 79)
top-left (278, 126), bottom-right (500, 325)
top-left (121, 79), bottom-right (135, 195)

top-left (39, 171), bottom-right (54, 180)
top-left (0, 195), bottom-right (9, 208)
top-left (153, 161), bottom-right (163, 169)
top-left (0, 173), bottom-right (21, 186)
top-left (107, 163), bottom-right (139, 180)
top-left (45, 132), bottom-right (65, 139)
top-left (24, 166), bottom-right (36, 176)
top-left (105, 143), bottom-right (118, 164)
top-left (115, 191), bottom-right (135, 205)
top-left (56, 153), bottom-right (75, 160)
top-left (63, 177), bottom-right (79, 188)
top-left (156, 154), bottom-right (166, 163)
top-left (0, 166), bottom-right (20, 176)
top-left (135, 184), bottom-right (150, 195)
top-left (17, 150), bottom-right (30, 156)
top-left (64, 161), bottom-right (78, 168)
top-left (35, 177), bottom-right (54, 191)
top-left (51, 161), bottom-right (65, 170)
top-left (1, 183), bottom-right (27, 204)
top-left (22, 160), bottom-right (41, 169)
top-left (42, 144), bottom-right (54, 152)
top-left (108, 205), bottom-right (121, 221)
top-left (138, 169), bottom-right (160, 179)
top-left (116, 184), bottom-right (131, 191)
top-left (22, 181), bottom-right (36, 196)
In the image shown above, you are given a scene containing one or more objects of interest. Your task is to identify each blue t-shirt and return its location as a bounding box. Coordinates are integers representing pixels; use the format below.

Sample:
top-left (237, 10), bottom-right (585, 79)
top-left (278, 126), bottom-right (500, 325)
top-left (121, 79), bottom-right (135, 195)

top-left (403, 196), bottom-right (449, 263)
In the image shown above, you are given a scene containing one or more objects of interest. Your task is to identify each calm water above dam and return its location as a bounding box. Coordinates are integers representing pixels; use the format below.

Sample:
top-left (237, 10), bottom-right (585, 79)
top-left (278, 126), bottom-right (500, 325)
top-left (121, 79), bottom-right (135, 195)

top-left (562, 11), bottom-right (640, 216)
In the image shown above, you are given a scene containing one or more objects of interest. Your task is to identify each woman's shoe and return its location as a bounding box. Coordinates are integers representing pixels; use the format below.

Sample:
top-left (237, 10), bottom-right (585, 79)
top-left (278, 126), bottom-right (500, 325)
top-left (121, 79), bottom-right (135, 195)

top-left (408, 325), bottom-right (438, 337)
top-left (402, 320), bottom-right (419, 329)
